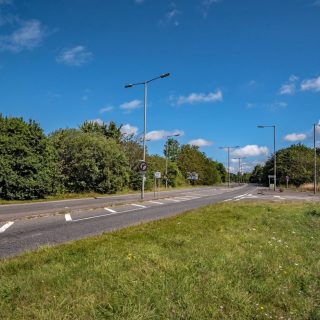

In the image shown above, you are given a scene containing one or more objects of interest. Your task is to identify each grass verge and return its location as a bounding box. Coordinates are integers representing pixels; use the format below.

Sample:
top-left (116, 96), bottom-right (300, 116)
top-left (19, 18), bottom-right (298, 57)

top-left (1, 202), bottom-right (319, 319)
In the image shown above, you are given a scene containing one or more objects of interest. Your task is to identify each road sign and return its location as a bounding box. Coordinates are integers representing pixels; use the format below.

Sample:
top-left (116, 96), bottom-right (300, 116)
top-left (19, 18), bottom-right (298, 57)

top-left (154, 172), bottom-right (161, 179)
top-left (286, 176), bottom-right (290, 181)
top-left (139, 161), bottom-right (147, 172)
top-left (268, 175), bottom-right (275, 179)
top-left (187, 172), bottom-right (199, 181)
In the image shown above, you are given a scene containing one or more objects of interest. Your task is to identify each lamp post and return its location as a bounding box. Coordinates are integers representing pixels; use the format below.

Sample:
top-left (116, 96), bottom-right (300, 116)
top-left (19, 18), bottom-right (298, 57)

top-left (257, 125), bottom-right (276, 191)
top-left (314, 123), bottom-right (320, 195)
top-left (219, 146), bottom-right (240, 187)
top-left (232, 157), bottom-right (246, 184)
top-left (125, 73), bottom-right (170, 199)
top-left (165, 133), bottom-right (180, 189)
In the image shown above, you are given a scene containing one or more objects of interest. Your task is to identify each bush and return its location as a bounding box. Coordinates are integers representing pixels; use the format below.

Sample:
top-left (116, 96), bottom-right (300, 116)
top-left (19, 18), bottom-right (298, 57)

top-left (0, 116), bottom-right (61, 200)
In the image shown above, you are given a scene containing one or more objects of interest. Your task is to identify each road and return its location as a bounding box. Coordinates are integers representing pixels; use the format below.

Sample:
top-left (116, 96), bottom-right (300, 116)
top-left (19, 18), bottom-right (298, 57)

top-left (2, 185), bottom-right (319, 259)
top-left (0, 185), bottom-right (252, 258)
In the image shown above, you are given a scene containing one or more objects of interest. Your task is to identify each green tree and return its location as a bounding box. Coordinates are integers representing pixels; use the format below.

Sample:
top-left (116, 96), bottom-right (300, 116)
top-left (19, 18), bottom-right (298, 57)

top-left (0, 116), bottom-right (61, 200)
top-left (250, 164), bottom-right (264, 184)
top-left (80, 120), bottom-right (122, 142)
top-left (164, 138), bottom-right (180, 162)
top-left (50, 129), bottom-right (129, 193)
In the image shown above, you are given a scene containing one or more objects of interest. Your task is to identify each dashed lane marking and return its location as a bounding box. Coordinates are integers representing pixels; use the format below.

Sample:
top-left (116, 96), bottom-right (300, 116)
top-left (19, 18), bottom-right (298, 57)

top-left (148, 201), bottom-right (164, 205)
top-left (0, 221), bottom-right (14, 233)
top-left (164, 198), bottom-right (181, 202)
top-left (65, 214), bottom-right (72, 221)
top-left (131, 204), bottom-right (147, 208)
top-left (104, 208), bottom-right (117, 213)
top-left (223, 199), bottom-right (233, 202)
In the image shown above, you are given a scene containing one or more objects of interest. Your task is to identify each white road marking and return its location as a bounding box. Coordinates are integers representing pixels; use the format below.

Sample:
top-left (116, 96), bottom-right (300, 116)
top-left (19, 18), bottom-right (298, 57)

top-left (131, 204), bottom-right (147, 208)
top-left (104, 208), bottom-right (117, 213)
top-left (234, 194), bottom-right (248, 199)
top-left (0, 221), bottom-right (14, 233)
top-left (173, 197), bottom-right (190, 201)
top-left (180, 195), bottom-right (200, 199)
top-left (164, 198), bottom-right (181, 202)
top-left (274, 196), bottom-right (286, 200)
top-left (65, 214), bottom-right (72, 221)
top-left (148, 201), bottom-right (164, 205)
top-left (223, 199), bottom-right (233, 202)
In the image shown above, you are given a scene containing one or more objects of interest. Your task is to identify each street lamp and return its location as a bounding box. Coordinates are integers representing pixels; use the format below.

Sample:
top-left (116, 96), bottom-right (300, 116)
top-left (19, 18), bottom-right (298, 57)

top-left (314, 123), bottom-right (320, 195)
top-left (165, 133), bottom-right (180, 189)
top-left (257, 125), bottom-right (276, 191)
top-left (219, 146), bottom-right (240, 187)
top-left (232, 157), bottom-right (246, 184)
top-left (125, 73), bottom-right (170, 199)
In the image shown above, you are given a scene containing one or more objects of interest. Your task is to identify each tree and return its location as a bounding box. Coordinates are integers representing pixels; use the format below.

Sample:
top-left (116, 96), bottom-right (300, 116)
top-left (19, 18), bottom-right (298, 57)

top-left (164, 138), bottom-right (180, 162)
top-left (0, 116), bottom-right (61, 200)
top-left (250, 164), bottom-right (263, 184)
top-left (80, 120), bottom-right (122, 142)
top-left (50, 129), bottom-right (129, 193)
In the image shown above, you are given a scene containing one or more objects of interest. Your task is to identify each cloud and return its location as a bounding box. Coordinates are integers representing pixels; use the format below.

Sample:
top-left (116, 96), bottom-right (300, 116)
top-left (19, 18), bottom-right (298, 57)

top-left (135, 0), bottom-right (144, 3)
top-left (121, 124), bottom-right (138, 136)
top-left (201, 0), bottom-right (222, 17)
top-left (89, 119), bottom-right (103, 125)
top-left (174, 90), bottom-right (223, 105)
top-left (160, 8), bottom-right (182, 27)
top-left (56, 46), bottom-right (93, 66)
top-left (99, 106), bottom-right (114, 113)
top-left (232, 145), bottom-right (269, 158)
top-left (283, 133), bottom-right (307, 142)
top-left (279, 75), bottom-right (298, 95)
top-left (301, 76), bottom-right (320, 92)
top-left (0, 19), bottom-right (46, 52)
top-left (188, 138), bottom-right (213, 147)
top-left (120, 99), bottom-right (142, 111)
top-left (146, 129), bottom-right (184, 141)
top-left (0, 0), bottom-right (12, 5)
top-left (313, 0), bottom-right (320, 6)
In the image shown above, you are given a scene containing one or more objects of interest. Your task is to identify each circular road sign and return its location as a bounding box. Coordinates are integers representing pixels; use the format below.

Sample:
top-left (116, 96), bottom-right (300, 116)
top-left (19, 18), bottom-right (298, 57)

top-left (139, 161), bottom-right (147, 172)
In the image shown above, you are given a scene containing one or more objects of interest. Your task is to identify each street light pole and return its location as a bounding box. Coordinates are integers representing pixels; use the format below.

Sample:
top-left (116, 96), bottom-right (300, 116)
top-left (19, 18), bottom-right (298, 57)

top-left (165, 133), bottom-right (180, 189)
top-left (257, 125), bottom-right (276, 191)
top-left (314, 123), bottom-right (320, 195)
top-left (232, 157), bottom-right (246, 184)
top-left (125, 73), bottom-right (170, 200)
top-left (219, 146), bottom-right (240, 188)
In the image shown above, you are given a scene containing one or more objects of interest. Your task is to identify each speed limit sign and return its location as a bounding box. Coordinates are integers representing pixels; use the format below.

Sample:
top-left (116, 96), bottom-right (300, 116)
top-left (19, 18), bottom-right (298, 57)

top-left (139, 161), bottom-right (147, 172)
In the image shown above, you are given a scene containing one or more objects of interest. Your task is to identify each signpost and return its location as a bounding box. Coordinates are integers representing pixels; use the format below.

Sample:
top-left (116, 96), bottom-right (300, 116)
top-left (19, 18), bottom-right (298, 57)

top-left (139, 161), bottom-right (147, 172)
top-left (154, 172), bottom-right (161, 197)
top-left (268, 175), bottom-right (275, 190)
top-left (286, 176), bottom-right (290, 189)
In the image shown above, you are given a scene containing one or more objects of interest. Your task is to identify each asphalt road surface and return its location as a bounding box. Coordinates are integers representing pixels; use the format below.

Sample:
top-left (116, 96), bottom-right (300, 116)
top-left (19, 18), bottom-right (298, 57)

top-left (1, 185), bottom-right (253, 258)
top-left (1, 185), bottom-right (319, 259)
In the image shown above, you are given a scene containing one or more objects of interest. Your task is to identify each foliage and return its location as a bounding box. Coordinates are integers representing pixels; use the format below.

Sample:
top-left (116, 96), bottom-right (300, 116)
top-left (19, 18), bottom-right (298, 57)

top-left (0, 116), bottom-right (61, 200)
top-left (177, 144), bottom-right (221, 185)
top-left (249, 164), bottom-right (264, 183)
top-left (261, 144), bottom-right (320, 187)
top-left (163, 138), bottom-right (180, 162)
top-left (80, 120), bottom-right (122, 142)
top-left (50, 129), bottom-right (129, 193)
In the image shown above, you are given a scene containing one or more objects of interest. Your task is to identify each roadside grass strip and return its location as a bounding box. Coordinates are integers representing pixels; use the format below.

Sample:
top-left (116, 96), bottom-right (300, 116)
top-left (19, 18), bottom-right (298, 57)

top-left (1, 202), bottom-right (319, 319)
top-left (0, 221), bottom-right (14, 233)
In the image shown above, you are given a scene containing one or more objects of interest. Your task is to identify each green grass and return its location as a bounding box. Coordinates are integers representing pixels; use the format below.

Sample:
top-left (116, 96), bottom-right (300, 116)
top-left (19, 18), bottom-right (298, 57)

top-left (1, 202), bottom-right (320, 319)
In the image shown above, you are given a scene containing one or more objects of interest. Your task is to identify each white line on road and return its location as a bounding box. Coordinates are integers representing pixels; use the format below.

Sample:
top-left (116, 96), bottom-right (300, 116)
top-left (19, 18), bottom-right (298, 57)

top-left (65, 214), bottom-right (72, 221)
top-left (223, 199), bottom-right (233, 202)
top-left (131, 204), bottom-right (147, 208)
top-left (104, 208), bottom-right (117, 213)
top-left (0, 221), bottom-right (14, 233)
top-left (148, 201), bottom-right (164, 205)
top-left (164, 198), bottom-right (181, 202)
top-left (274, 196), bottom-right (286, 200)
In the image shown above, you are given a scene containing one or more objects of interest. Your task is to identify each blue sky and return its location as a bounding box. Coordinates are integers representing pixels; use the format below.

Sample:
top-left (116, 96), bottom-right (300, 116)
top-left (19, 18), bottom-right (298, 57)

top-left (0, 0), bottom-right (320, 172)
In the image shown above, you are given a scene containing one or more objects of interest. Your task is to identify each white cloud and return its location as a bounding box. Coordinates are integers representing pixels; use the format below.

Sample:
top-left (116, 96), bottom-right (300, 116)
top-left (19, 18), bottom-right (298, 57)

top-left (301, 76), bottom-right (320, 92)
top-left (99, 106), bottom-right (114, 113)
top-left (160, 8), bottom-right (182, 27)
top-left (120, 99), bottom-right (142, 111)
top-left (201, 0), bottom-right (222, 17)
top-left (89, 119), bottom-right (103, 125)
top-left (279, 83), bottom-right (295, 95)
top-left (279, 75), bottom-right (298, 95)
top-left (313, 0), bottom-right (320, 6)
top-left (135, 0), bottom-right (144, 3)
top-left (146, 129), bottom-right (184, 141)
top-left (121, 124), bottom-right (138, 136)
top-left (283, 133), bottom-right (307, 142)
top-left (174, 90), bottom-right (223, 105)
top-left (232, 145), bottom-right (269, 158)
top-left (188, 138), bottom-right (213, 147)
top-left (0, 0), bottom-right (12, 5)
top-left (56, 46), bottom-right (93, 66)
top-left (0, 19), bottom-right (46, 52)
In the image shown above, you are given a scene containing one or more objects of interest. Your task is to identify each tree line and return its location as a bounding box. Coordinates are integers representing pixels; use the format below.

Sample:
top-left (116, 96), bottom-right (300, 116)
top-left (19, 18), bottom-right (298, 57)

top-left (0, 115), bottom-right (227, 200)
top-left (250, 144), bottom-right (320, 187)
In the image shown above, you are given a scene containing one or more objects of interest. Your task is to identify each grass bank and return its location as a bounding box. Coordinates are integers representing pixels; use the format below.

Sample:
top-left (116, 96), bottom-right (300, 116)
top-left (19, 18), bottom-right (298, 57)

top-left (1, 202), bottom-right (319, 319)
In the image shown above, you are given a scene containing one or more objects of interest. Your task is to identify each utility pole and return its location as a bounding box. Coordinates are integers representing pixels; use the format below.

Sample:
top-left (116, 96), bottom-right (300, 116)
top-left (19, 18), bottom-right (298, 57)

top-left (314, 124), bottom-right (320, 195)
top-left (219, 146), bottom-right (240, 187)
